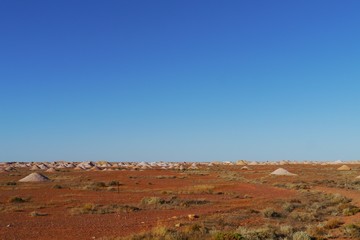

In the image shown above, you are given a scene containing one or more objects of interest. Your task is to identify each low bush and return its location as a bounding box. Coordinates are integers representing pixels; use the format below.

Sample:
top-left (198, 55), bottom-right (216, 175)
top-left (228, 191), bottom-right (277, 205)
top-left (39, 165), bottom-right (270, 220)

top-left (156, 175), bottom-right (177, 179)
top-left (339, 204), bottom-right (360, 216)
top-left (283, 202), bottom-right (297, 212)
top-left (179, 184), bottom-right (215, 194)
top-left (8, 196), bottom-right (30, 203)
top-left (140, 197), bottom-right (165, 206)
top-left (70, 203), bottom-right (140, 215)
top-left (342, 224), bottom-right (360, 238)
top-left (278, 225), bottom-right (294, 237)
top-left (261, 208), bottom-right (281, 218)
top-left (124, 224), bottom-right (209, 240)
top-left (292, 231), bottom-right (311, 240)
top-left (140, 196), bottom-right (209, 209)
top-left (95, 182), bottom-right (106, 187)
top-left (306, 224), bottom-right (326, 238)
top-left (108, 181), bottom-right (122, 186)
top-left (236, 226), bottom-right (277, 240)
top-left (289, 212), bottom-right (315, 222)
top-left (214, 232), bottom-right (243, 240)
top-left (324, 218), bottom-right (343, 229)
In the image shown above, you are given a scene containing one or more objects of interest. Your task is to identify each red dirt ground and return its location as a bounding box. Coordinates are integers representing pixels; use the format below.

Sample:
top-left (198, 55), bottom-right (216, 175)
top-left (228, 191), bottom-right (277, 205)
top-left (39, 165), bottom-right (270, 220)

top-left (1, 164), bottom-right (359, 239)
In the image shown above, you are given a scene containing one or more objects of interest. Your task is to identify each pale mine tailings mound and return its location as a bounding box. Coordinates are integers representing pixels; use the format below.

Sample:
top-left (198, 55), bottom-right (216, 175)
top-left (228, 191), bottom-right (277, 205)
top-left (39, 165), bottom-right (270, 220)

top-left (19, 173), bottom-right (50, 182)
top-left (45, 167), bottom-right (57, 173)
top-left (337, 165), bottom-right (351, 171)
top-left (270, 168), bottom-right (297, 176)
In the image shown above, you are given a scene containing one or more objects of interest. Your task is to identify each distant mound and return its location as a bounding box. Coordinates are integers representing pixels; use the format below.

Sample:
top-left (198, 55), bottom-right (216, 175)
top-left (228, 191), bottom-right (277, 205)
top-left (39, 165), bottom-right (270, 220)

top-left (337, 165), bottom-right (351, 171)
top-left (270, 168), bottom-right (297, 176)
top-left (333, 160), bottom-right (343, 164)
top-left (19, 173), bottom-right (50, 182)
top-left (45, 167), bottom-right (57, 173)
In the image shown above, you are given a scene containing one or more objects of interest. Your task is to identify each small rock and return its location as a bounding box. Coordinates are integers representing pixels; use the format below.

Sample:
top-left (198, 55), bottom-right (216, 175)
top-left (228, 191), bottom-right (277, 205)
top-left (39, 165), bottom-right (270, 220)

top-left (175, 223), bottom-right (182, 227)
top-left (188, 214), bottom-right (199, 220)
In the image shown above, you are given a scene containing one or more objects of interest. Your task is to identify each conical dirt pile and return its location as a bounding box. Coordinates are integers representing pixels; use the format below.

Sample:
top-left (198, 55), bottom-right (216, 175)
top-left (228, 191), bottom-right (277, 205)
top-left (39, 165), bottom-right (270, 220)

top-left (270, 168), bottom-right (297, 176)
top-left (19, 173), bottom-right (50, 182)
top-left (337, 165), bottom-right (351, 171)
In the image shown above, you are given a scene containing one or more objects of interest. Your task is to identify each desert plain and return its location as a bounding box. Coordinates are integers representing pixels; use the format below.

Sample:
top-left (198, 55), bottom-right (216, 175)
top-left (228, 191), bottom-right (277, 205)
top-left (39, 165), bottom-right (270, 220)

top-left (1, 161), bottom-right (360, 240)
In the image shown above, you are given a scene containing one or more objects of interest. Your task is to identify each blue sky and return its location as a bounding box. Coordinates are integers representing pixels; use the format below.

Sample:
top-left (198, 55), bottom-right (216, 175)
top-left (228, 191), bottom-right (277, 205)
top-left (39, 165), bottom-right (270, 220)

top-left (1, 1), bottom-right (360, 162)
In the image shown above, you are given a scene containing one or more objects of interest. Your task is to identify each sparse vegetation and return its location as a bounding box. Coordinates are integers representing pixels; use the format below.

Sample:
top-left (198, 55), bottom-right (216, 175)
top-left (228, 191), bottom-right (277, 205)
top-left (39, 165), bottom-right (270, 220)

top-left (343, 224), bottom-right (360, 238)
top-left (292, 231), bottom-right (311, 240)
top-left (214, 232), bottom-right (243, 240)
top-left (324, 218), bottom-right (343, 229)
top-left (2, 163), bottom-right (360, 240)
top-left (179, 184), bottom-right (215, 194)
top-left (80, 181), bottom-right (124, 191)
top-left (121, 224), bottom-right (211, 240)
top-left (262, 208), bottom-right (281, 218)
top-left (70, 203), bottom-right (140, 215)
top-left (8, 196), bottom-right (30, 203)
top-left (139, 196), bottom-right (210, 209)
top-left (108, 180), bottom-right (122, 186)
top-left (236, 226), bottom-right (278, 239)
top-left (156, 175), bottom-right (177, 179)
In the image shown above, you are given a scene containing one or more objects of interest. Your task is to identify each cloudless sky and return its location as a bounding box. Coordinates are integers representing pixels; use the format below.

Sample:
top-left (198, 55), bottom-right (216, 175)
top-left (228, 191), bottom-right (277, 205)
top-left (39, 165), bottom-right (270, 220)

top-left (1, 1), bottom-right (360, 162)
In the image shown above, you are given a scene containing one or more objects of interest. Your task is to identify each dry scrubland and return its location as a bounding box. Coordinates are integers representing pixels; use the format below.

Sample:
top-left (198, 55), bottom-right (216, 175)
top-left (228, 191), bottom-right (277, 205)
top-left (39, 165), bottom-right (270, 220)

top-left (1, 161), bottom-right (360, 240)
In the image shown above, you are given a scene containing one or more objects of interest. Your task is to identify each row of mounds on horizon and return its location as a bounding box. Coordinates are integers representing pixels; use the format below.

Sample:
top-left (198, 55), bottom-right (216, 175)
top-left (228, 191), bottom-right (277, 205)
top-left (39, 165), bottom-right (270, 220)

top-left (13, 164), bottom-right (360, 182)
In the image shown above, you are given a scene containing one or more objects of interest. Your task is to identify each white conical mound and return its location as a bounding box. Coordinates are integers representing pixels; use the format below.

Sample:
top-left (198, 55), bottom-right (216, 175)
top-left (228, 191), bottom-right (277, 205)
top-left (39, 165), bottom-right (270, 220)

top-left (270, 168), bottom-right (297, 176)
top-left (19, 173), bottom-right (50, 182)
